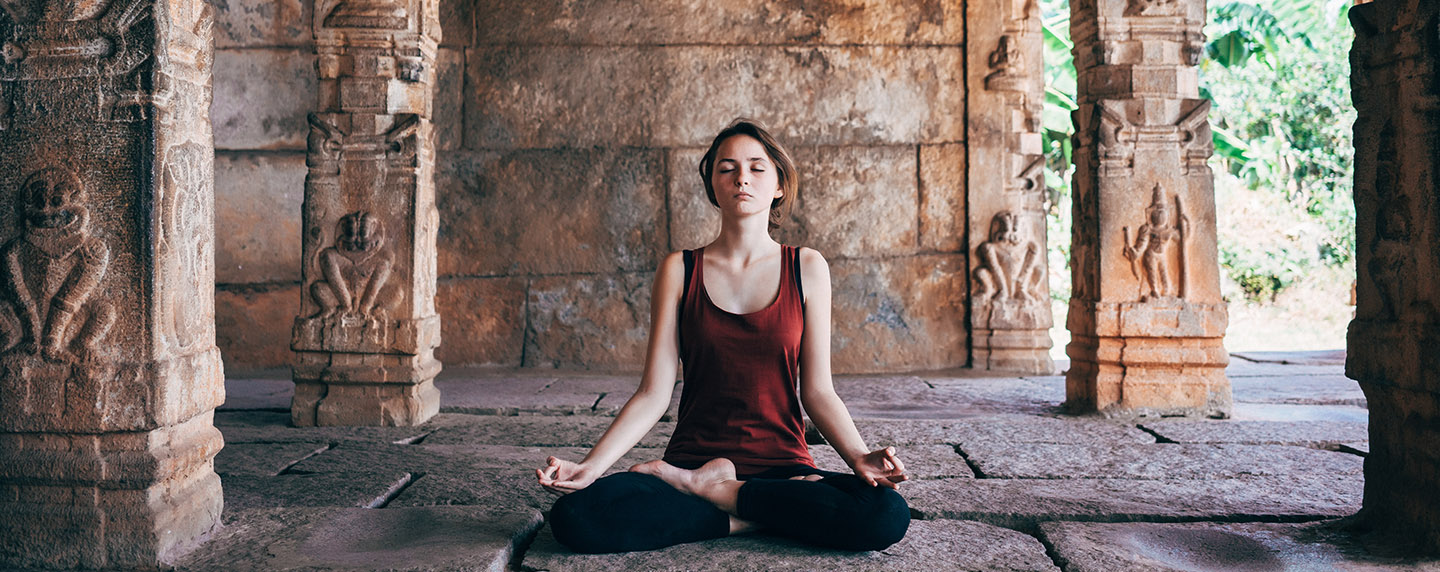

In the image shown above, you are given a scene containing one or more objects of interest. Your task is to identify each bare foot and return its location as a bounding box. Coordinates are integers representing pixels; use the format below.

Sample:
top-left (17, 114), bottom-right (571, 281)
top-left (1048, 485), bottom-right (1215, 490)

top-left (629, 458), bottom-right (737, 498)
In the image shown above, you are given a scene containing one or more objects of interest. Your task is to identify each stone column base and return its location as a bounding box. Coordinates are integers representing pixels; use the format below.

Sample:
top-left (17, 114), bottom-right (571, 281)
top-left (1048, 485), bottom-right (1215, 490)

top-left (0, 413), bottom-right (224, 569)
top-left (973, 328), bottom-right (1055, 374)
top-left (292, 353), bottom-right (442, 426)
top-left (1065, 299), bottom-right (1231, 417)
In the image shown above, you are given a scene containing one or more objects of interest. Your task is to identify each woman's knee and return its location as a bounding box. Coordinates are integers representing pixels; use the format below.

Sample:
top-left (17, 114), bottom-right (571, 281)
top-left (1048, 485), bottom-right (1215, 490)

top-left (548, 493), bottom-right (606, 554)
top-left (837, 487), bottom-right (911, 551)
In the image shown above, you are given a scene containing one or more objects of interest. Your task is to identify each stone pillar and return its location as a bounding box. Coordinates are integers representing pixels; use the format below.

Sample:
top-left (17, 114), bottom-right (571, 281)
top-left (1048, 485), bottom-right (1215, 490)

top-left (967, 0), bottom-right (1055, 374)
top-left (0, 0), bottom-right (225, 568)
top-left (1065, 0), bottom-right (1230, 416)
top-left (291, 0), bottom-right (442, 426)
top-left (1348, 0), bottom-right (1440, 552)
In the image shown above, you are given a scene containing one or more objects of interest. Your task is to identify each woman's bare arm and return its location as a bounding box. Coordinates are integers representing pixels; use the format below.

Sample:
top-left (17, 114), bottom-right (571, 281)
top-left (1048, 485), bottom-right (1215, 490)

top-left (538, 251), bottom-right (686, 493)
top-left (795, 248), bottom-right (907, 488)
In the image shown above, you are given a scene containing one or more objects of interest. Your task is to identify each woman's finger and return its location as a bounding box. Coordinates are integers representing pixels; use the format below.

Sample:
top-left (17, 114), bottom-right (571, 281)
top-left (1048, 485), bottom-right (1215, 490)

top-left (884, 447), bottom-right (906, 474)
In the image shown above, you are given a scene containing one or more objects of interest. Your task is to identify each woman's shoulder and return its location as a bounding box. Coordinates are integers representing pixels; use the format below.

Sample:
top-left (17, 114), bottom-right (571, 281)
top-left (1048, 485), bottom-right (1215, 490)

top-left (793, 246), bottom-right (829, 270)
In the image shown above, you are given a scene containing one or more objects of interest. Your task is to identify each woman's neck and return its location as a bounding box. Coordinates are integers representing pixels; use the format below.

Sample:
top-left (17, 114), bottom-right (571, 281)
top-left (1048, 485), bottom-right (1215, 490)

top-left (710, 212), bottom-right (779, 263)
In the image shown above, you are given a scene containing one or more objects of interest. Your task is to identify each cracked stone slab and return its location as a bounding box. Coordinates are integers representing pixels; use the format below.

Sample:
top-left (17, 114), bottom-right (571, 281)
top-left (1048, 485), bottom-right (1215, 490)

top-left (215, 442), bottom-right (331, 476)
top-left (835, 375), bottom-right (1065, 419)
top-left (958, 442), bottom-right (1363, 479)
top-left (1232, 350), bottom-right (1346, 366)
top-left (1230, 375), bottom-right (1366, 406)
top-left (286, 442), bottom-right (658, 475)
top-left (437, 370), bottom-right (672, 416)
top-left (220, 472), bottom-right (414, 514)
top-left (178, 507), bottom-right (542, 571)
top-left (1039, 520), bottom-right (1440, 572)
top-left (1232, 403), bottom-right (1371, 423)
top-left (907, 475), bottom-right (1361, 529)
top-left (809, 444), bottom-right (974, 479)
top-left (215, 410), bottom-right (443, 444)
top-left (423, 415), bottom-right (673, 448)
top-left (1338, 442), bottom-right (1369, 456)
top-left (388, 468), bottom-right (556, 514)
top-left (850, 415), bottom-right (1153, 447)
top-left (522, 518), bottom-right (1059, 571)
top-left (1224, 359), bottom-right (1345, 377)
top-left (1139, 420), bottom-right (1369, 448)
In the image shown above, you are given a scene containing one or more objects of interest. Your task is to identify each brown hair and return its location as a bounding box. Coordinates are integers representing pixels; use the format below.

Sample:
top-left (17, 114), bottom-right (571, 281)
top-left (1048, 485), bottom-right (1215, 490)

top-left (698, 119), bottom-right (800, 226)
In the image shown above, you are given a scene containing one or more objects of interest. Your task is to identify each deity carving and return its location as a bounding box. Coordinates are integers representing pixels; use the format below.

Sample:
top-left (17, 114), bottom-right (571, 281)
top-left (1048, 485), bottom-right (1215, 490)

top-left (1368, 122), bottom-right (1410, 321)
top-left (0, 166), bottom-right (114, 369)
top-left (311, 211), bottom-right (402, 324)
top-left (1123, 184), bottom-right (1191, 301)
top-left (974, 211), bottom-right (1043, 307)
top-left (322, 0), bottom-right (409, 29)
top-left (985, 35), bottom-right (1023, 91)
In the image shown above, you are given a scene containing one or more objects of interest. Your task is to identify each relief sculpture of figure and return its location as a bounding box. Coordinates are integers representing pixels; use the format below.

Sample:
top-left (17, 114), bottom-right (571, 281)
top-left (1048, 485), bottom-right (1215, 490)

top-left (1124, 184), bottom-right (1190, 301)
top-left (0, 166), bottom-right (115, 366)
top-left (310, 211), bottom-right (402, 324)
top-left (973, 211), bottom-right (1042, 306)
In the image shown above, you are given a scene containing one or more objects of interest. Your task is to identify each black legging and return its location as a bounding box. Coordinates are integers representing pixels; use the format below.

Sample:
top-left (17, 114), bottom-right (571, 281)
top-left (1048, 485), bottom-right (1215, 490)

top-left (547, 464), bottom-right (910, 554)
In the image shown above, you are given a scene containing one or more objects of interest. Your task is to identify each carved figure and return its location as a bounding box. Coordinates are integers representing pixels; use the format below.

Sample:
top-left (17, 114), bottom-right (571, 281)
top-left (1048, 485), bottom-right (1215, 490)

top-left (974, 211), bottom-right (1043, 304)
top-left (0, 166), bottom-right (114, 364)
top-left (985, 35), bottom-right (1023, 90)
top-left (1123, 184), bottom-right (1190, 301)
top-left (310, 211), bottom-right (401, 322)
top-left (1126, 0), bottom-right (1178, 16)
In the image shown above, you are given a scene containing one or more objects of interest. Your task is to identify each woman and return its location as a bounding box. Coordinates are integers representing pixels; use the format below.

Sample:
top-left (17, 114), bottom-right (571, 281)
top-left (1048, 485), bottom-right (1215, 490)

top-left (535, 119), bottom-right (910, 554)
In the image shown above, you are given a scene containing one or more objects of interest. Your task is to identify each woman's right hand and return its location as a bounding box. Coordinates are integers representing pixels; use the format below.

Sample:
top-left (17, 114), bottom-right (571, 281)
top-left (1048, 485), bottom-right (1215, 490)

top-left (536, 456), bottom-right (601, 495)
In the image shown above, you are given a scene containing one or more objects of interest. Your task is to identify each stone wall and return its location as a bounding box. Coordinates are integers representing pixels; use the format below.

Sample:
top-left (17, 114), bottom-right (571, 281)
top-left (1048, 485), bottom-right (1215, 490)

top-left (213, 0), bottom-right (971, 373)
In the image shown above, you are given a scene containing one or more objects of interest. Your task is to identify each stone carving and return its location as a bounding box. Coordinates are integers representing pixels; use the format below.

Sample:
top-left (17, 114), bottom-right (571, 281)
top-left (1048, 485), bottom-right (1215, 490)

top-left (323, 0), bottom-right (409, 30)
top-left (1126, 0), bottom-right (1179, 16)
top-left (311, 211), bottom-right (401, 323)
top-left (974, 210), bottom-right (1043, 307)
top-left (0, 167), bottom-right (114, 371)
top-left (985, 35), bottom-right (1023, 91)
top-left (1367, 121), bottom-right (1409, 321)
top-left (1122, 184), bottom-right (1190, 301)
top-left (1097, 101), bottom-right (1135, 160)
top-left (1012, 156), bottom-right (1044, 193)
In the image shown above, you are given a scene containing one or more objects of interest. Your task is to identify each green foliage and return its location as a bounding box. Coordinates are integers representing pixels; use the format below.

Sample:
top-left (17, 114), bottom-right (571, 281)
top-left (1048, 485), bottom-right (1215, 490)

top-left (1041, 0), bottom-right (1356, 304)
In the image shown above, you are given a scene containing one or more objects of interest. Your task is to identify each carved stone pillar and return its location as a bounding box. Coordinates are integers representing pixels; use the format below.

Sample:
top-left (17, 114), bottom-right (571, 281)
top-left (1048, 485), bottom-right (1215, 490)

top-left (1065, 0), bottom-right (1230, 416)
top-left (1349, 0), bottom-right (1440, 551)
top-left (291, 0), bottom-right (442, 426)
top-left (0, 0), bottom-right (225, 568)
top-left (967, 0), bottom-right (1054, 374)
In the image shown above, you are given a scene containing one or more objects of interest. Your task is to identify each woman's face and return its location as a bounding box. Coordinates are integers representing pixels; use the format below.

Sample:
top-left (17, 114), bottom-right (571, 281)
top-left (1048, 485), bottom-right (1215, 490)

top-left (710, 134), bottom-right (782, 218)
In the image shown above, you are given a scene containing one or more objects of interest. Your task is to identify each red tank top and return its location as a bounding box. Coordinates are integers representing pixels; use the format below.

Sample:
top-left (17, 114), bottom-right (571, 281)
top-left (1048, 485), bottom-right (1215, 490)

top-left (663, 245), bottom-right (815, 475)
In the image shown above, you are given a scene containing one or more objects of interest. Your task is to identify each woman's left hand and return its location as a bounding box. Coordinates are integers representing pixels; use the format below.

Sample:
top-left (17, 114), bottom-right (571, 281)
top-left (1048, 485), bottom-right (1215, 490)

top-left (851, 446), bottom-right (908, 489)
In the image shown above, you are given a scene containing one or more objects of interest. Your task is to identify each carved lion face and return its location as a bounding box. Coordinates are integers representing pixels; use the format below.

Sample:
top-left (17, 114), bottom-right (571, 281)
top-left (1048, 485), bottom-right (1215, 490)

top-left (337, 211), bottom-right (384, 253)
top-left (991, 211), bottom-right (1022, 245)
top-left (19, 166), bottom-right (86, 230)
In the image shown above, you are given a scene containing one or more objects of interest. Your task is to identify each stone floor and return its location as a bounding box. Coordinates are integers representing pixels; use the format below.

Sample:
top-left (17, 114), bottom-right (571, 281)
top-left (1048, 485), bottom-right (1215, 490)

top-left (171, 351), bottom-right (1440, 571)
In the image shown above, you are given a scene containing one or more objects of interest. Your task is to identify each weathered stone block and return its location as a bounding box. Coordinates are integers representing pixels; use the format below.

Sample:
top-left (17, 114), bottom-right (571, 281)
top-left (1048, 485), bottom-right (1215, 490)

top-left (435, 48), bottom-right (464, 151)
top-left (830, 255), bottom-right (967, 373)
top-left (212, 0), bottom-right (310, 48)
top-left (439, 0), bottom-right (473, 47)
top-left (959, 442), bottom-right (1363, 480)
top-left (215, 152), bottom-right (305, 284)
top-left (907, 475), bottom-right (1362, 529)
top-left (465, 46), bottom-right (965, 148)
top-left (214, 442), bottom-right (330, 476)
top-left (216, 284), bottom-right (301, 372)
top-left (438, 149), bottom-right (666, 276)
top-left (920, 143), bottom-right (967, 252)
top-left (175, 507), bottom-right (543, 571)
top-left (669, 146), bottom-right (919, 257)
top-left (212, 49), bottom-right (317, 150)
top-left (474, 0), bottom-right (964, 46)
top-left (423, 415), bottom-right (673, 448)
top-left (1138, 419), bottom-right (1369, 448)
top-left (525, 273), bottom-right (652, 369)
top-left (851, 415), bottom-right (1154, 447)
top-left (1038, 521), bottom-right (1403, 572)
top-left (435, 277), bottom-right (525, 366)
top-left (218, 471), bottom-right (413, 512)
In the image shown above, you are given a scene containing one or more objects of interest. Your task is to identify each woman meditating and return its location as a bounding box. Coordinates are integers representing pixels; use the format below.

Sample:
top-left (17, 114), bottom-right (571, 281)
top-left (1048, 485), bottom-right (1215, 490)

top-left (535, 119), bottom-right (910, 554)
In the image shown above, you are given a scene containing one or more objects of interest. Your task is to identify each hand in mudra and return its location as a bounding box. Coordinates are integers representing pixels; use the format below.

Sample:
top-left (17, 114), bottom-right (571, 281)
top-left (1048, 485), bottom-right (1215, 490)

top-left (536, 456), bottom-right (601, 495)
top-left (852, 446), bottom-right (908, 489)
